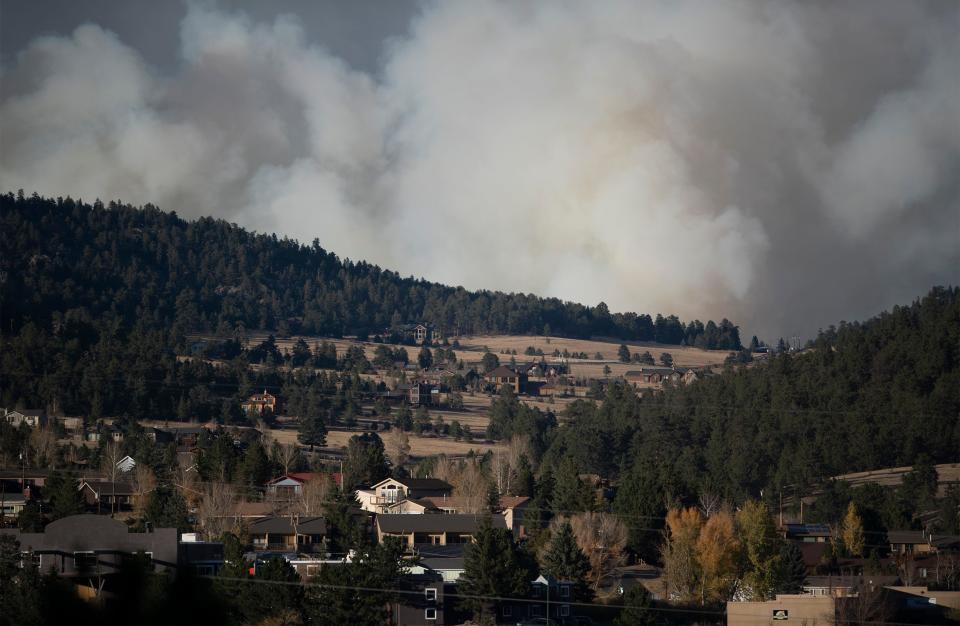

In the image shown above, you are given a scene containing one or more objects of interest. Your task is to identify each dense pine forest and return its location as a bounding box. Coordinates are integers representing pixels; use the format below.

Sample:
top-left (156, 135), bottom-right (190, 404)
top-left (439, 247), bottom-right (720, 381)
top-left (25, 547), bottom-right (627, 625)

top-left (0, 192), bottom-right (741, 346)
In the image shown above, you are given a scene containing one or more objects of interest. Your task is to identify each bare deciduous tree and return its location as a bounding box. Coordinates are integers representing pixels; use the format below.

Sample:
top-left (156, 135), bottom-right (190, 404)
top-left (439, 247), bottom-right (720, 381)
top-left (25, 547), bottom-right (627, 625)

top-left (198, 482), bottom-right (238, 540)
top-left (131, 464), bottom-right (157, 518)
top-left (385, 429), bottom-right (411, 470)
top-left (571, 511), bottom-right (628, 590)
top-left (429, 454), bottom-right (457, 484)
top-left (297, 474), bottom-right (332, 517)
top-left (273, 442), bottom-right (300, 475)
top-left (453, 459), bottom-right (490, 514)
top-left (30, 426), bottom-right (58, 469)
top-left (100, 441), bottom-right (124, 514)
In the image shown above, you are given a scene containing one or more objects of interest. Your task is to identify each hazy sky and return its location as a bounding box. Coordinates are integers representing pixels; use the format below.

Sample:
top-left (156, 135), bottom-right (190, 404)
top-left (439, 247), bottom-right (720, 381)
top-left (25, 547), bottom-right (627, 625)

top-left (2, 0), bottom-right (958, 341)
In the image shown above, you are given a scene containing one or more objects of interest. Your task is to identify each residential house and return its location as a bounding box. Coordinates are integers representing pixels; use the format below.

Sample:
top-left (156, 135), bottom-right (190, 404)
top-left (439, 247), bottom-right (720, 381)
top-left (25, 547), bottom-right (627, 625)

top-left (78, 480), bottom-right (136, 512)
top-left (409, 544), bottom-right (467, 583)
top-left (398, 382), bottom-right (440, 407)
top-left (889, 530), bottom-right (934, 555)
top-left (500, 574), bottom-right (577, 623)
top-left (624, 367), bottom-right (682, 386)
top-left (783, 523), bottom-right (832, 543)
top-left (0, 492), bottom-right (28, 517)
top-left (375, 513), bottom-right (507, 548)
top-left (393, 572), bottom-right (447, 625)
top-left (0, 514), bottom-right (177, 577)
top-left (248, 516), bottom-right (327, 553)
top-left (265, 472), bottom-right (341, 499)
top-left (241, 390), bottom-right (277, 416)
top-left (415, 495), bottom-right (531, 537)
top-left (484, 365), bottom-right (528, 394)
top-left (179, 535), bottom-right (225, 576)
top-left (4, 409), bottom-right (48, 428)
top-left (802, 575), bottom-right (899, 597)
top-left (356, 477), bottom-right (454, 514)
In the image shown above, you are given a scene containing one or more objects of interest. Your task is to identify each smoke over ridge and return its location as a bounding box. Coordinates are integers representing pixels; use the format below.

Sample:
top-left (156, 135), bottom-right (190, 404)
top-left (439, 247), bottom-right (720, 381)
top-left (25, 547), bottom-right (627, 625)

top-left (2, 1), bottom-right (958, 339)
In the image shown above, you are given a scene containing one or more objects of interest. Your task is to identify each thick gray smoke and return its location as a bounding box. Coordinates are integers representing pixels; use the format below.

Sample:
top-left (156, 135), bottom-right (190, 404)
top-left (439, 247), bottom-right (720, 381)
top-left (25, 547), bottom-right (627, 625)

top-left (2, 1), bottom-right (958, 339)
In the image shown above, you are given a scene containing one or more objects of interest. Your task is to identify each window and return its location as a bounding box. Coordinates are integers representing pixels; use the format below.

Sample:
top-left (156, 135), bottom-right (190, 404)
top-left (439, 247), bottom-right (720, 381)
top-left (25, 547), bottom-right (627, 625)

top-left (425, 588), bottom-right (438, 601)
top-left (20, 552), bottom-right (40, 569)
top-left (424, 608), bottom-right (437, 620)
top-left (502, 606), bottom-right (512, 617)
top-left (560, 585), bottom-right (570, 598)
top-left (560, 605), bottom-right (570, 617)
top-left (73, 551), bottom-right (96, 572)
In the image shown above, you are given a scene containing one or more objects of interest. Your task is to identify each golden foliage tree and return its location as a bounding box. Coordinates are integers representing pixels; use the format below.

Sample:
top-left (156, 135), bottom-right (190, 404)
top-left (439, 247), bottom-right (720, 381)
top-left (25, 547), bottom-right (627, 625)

top-left (695, 511), bottom-right (740, 604)
top-left (840, 501), bottom-right (865, 557)
top-left (735, 500), bottom-right (783, 600)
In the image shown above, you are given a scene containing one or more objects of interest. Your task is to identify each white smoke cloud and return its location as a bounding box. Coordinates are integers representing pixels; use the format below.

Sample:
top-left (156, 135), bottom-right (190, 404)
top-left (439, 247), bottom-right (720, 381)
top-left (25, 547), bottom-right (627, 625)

top-left (1, 1), bottom-right (958, 339)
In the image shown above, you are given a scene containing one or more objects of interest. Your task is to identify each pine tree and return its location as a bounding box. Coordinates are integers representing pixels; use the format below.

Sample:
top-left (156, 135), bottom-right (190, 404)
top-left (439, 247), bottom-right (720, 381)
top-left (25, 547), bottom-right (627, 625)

top-left (542, 521), bottom-right (592, 600)
top-left (458, 517), bottom-right (532, 623)
top-left (615, 584), bottom-right (655, 626)
top-left (777, 542), bottom-right (807, 593)
top-left (298, 414), bottom-right (327, 447)
top-left (552, 458), bottom-right (593, 515)
top-left (618, 344), bottom-right (631, 363)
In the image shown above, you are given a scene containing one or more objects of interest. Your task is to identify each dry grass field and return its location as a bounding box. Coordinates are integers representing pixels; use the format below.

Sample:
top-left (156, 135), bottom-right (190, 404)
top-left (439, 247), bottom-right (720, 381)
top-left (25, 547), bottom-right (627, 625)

top-left (265, 424), bottom-right (505, 459)
top-left (230, 332), bottom-right (730, 372)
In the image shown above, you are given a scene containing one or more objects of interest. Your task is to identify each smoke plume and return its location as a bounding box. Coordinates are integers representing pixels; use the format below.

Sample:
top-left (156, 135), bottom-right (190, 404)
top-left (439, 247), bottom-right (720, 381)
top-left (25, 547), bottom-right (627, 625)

top-left (2, 1), bottom-right (958, 339)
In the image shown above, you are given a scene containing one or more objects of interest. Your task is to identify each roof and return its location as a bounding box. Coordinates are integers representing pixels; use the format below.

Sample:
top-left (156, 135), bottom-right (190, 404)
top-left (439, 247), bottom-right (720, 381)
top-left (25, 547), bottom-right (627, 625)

top-left (888, 530), bottom-right (927, 544)
top-left (79, 480), bottom-right (136, 496)
top-left (248, 516), bottom-right (326, 535)
top-left (227, 501), bottom-right (277, 518)
top-left (784, 523), bottom-right (832, 537)
top-left (485, 365), bottom-right (522, 378)
top-left (417, 495), bottom-right (530, 511)
top-left (377, 513), bottom-right (506, 534)
top-left (804, 575), bottom-right (899, 589)
top-left (422, 557), bottom-right (465, 571)
top-left (372, 477), bottom-right (453, 492)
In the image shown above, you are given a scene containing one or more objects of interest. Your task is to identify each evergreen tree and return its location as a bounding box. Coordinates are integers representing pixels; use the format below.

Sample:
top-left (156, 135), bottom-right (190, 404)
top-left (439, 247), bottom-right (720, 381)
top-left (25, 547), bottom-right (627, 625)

top-left (298, 414), bottom-right (328, 447)
top-left (618, 344), bottom-right (631, 363)
top-left (552, 458), bottom-right (592, 515)
top-left (343, 432), bottom-right (389, 490)
top-left (45, 470), bottom-right (85, 520)
top-left (144, 485), bottom-right (189, 532)
top-left (615, 584), bottom-right (655, 626)
top-left (542, 520), bottom-right (592, 600)
top-left (777, 542), bottom-right (807, 593)
top-left (458, 517), bottom-right (532, 623)
top-left (417, 346), bottom-right (433, 369)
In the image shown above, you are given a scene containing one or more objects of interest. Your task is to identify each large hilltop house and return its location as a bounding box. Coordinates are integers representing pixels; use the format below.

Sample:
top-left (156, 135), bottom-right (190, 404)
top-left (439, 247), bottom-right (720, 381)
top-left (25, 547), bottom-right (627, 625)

top-left (241, 390), bottom-right (277, 416)
top-left (391, 323), bottom-right (443, 345)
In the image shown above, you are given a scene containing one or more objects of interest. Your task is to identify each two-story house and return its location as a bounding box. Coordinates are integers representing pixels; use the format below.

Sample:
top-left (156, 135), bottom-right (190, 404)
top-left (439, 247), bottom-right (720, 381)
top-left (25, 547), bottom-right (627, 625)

top-left (248, 516), bottom-right (327, 553)
top-left (241, 390), bottom-right (277, 416)
top-left (375, 513), bottom-right (507, 548)
top-left (484, 365), bottom-right (528, 394)
top-left (356, 477), bottom-right (454, 514)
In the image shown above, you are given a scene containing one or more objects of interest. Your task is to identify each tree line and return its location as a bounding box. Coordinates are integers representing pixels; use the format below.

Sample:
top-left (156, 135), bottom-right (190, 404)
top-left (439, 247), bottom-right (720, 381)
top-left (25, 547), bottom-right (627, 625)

top-left (1, 191), bottom-right (740, 347)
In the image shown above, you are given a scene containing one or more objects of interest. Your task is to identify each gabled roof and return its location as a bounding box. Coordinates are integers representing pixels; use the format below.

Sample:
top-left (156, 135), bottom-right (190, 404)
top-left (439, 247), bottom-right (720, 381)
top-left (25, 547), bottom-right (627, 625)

top-left (370, 477), bottom-right (453, 492)
top-left (888, 530), bottom-right (927, 544)
top-left (377, 513), bottom-right (506, 534)
top-left (78, 480), bottom-right (136, 496)
top-left (249, 516), bottom-right (326, 535)
top-left (485, 365), bottom-right (520, 378)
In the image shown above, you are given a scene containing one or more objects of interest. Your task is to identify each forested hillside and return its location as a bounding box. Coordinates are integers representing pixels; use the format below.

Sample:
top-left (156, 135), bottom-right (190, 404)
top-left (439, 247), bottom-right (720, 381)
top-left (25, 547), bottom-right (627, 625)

top-left (0, 192), bottom-right (741, 347)
top-left (539, 287), bottom-right (960, 548)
